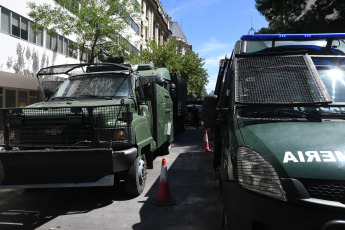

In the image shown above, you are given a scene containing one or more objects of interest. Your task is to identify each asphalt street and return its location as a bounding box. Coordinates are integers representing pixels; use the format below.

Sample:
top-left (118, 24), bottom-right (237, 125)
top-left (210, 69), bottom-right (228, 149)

top-left (0, 126), bottom-right (223, 230)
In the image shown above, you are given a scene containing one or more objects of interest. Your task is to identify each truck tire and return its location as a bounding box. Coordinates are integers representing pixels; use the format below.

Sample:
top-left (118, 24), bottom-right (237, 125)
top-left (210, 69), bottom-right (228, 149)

top-left (124, 155), bottom-right (147, 196)
top-left (161, 143), bottom-right (171, 155)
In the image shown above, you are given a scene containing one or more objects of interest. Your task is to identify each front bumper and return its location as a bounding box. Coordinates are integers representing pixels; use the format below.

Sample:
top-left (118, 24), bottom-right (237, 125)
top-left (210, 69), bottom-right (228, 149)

top-left (0, 148), bottom-right (115, 188)
top-left (0, 147), bottom-right (138, 189)
top-left (222, 180), bottom-right (345, 230)
top-left (112, 147), bottom-right (137, 172)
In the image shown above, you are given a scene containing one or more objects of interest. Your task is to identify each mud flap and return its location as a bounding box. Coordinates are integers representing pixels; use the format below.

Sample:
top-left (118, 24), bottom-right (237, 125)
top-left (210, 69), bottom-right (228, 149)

top-left (0, 148), bottom-right (114, 188)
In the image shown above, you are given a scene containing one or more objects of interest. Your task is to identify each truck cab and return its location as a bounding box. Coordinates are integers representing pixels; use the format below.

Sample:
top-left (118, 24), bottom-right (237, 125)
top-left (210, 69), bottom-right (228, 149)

top-left (203, 34), bottom-right (345, 230)
top-left (0, 62), bottom-right (174, 196)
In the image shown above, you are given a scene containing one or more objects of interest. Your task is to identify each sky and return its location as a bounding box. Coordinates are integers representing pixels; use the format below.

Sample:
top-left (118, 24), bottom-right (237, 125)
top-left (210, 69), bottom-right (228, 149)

top-left (159, 0), bottom-right (269, 93)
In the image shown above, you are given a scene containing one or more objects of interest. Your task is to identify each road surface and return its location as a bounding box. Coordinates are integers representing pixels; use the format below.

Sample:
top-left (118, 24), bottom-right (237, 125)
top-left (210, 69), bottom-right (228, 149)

top-left (0, 126), bottom-right (223, 230)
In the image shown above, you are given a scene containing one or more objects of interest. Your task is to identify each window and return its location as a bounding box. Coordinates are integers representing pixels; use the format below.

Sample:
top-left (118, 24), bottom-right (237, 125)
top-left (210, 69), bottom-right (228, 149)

top-left (1, 7), bottom-right (43, 46)
top-left (146, 5), bottom-right (149, 20)
top-left (29, 90), bottom-right (38, 105)
top-left (58, 36), bottom-right (63, 53)
top-left (29, 22), bottom-right (43, 46)
top-left (18, 91), bottom-right (27, 107)
top-left (63, 38), bottom-right (68, 55)
top-left (5, 89), bottom-right (16, 108)
top-left (36, 29), bottom-right (43, 46)
top-left (127, 17), bottom-right (139, 34)
top-left (52, 35), bottom-right (57, 52)
top-left (46, 32), bottom-right (51, 49)
top-left (1, 7), bottom-right (10, 34)
top-left (29, 22), bottom-right (36, 43)
top-left (20, 17), bottom-right (28, 40)
top-left (12, 12), bottom-right (20, 37)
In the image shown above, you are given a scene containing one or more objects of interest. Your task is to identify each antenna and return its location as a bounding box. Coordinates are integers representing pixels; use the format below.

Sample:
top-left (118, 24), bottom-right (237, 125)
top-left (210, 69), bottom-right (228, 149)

top-left (248, 17), bottom-right (256, 35)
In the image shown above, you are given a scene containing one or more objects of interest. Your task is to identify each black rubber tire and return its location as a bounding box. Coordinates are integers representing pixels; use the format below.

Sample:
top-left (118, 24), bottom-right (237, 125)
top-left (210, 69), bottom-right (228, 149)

top-left (161, 143), bottom-right (170, 155)
top-left (124, 155), bottom-right (147, 196)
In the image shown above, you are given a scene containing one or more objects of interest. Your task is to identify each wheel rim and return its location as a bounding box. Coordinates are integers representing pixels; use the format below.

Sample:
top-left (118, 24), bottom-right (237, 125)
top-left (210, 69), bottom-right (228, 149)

top-left (137, 156), bottom-right (146, 186)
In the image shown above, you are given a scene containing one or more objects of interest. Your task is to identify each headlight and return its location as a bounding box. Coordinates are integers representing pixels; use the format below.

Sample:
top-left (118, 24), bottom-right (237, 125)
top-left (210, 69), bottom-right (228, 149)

top-left (237, 147), bottom-right (287, 202)
top-left (113, 128), bottom-right (127, 140)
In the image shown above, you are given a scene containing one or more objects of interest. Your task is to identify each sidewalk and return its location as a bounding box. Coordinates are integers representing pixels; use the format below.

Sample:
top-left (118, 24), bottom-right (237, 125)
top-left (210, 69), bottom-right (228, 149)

top-left (133, 126), bottom-right (223, 230)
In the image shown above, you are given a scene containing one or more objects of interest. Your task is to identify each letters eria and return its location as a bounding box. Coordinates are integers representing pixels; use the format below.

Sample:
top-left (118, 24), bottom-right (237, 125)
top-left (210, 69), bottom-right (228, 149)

top-left (283, 151), bottom-right (345, 163)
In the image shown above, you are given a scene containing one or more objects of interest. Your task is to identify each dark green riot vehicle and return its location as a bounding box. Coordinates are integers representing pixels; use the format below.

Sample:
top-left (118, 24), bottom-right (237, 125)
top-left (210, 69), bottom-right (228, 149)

top-left (136, 64), bottom-right (187, 134)
top-left (203, 34), bottom-right (345, 230)
top-left (0, 62), bottom-right (174, 196)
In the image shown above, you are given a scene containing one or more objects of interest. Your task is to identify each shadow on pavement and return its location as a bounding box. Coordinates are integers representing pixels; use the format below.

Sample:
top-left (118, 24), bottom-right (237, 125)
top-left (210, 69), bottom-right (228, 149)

top-left (133, 127), bottom-right (223, 230)
top-left (0, 183), bottom-right (132, 230)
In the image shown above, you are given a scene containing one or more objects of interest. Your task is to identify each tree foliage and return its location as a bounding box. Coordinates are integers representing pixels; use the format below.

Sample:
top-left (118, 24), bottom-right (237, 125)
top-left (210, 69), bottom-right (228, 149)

top-left (255, 0), bottom-right (307, 33)
top-left (27, 0), bottom-right (140, 63)
top-left (297, 0), bottom-right (345, 33)
top-left (139, 39), bottom-right (208, 100)
top-left (256, 0), bottom-right (345, 34)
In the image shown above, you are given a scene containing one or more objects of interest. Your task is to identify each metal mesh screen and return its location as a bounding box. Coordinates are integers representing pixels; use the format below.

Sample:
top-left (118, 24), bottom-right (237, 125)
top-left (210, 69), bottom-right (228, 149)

top-left (1, 105), bottom-right (131, 149)
top-left (37, 63), bottom-right (131, 76)
top-left (235, 55), bottom-right (331, 104)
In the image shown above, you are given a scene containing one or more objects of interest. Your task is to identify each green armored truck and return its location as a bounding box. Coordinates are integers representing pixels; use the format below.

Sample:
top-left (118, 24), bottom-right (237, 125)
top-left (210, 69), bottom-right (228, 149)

top-left (0, 62), bottom-right (174, 196)
top-left (203, 34), bottom-right (345, 230)
top-left (135, 64), bottom-right (187, 133)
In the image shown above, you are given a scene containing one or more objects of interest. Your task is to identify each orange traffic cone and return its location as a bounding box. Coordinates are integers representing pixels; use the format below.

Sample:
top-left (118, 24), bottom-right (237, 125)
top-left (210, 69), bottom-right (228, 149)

top-left (203, 130), bottom-right (210, 151)
top-left (152, 158), bottom-right (176, 206)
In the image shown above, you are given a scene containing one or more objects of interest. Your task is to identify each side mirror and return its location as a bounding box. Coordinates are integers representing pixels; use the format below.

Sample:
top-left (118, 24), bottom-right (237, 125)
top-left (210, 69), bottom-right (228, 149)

top-left (202, 95), bottom-right (227, 128)
top-left (170, 83), bottom-right (176, 98)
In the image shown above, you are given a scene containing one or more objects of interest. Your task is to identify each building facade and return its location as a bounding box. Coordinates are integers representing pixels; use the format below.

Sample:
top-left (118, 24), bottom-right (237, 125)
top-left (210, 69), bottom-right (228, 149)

top-left (0, 0), bottom-right (141, 108)
top-left (140, 0), bottom-right (171, 50)
top-left (169, 18), bottom-right (189, 55)
top-left (0, 0), bottom-right (186, 108)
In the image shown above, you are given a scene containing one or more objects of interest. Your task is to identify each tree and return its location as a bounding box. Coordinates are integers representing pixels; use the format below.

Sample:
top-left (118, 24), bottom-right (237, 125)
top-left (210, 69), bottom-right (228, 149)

top-left (297, 0), bottom-right (345, 33)
top-left (140, 39), bottom-right (208, 100)
top-left (255, 0), bottom-right (307, 33)
top-left (27, 0), bottom-right (140, 63)
top-left (256, 0), bottom-right (345, 34)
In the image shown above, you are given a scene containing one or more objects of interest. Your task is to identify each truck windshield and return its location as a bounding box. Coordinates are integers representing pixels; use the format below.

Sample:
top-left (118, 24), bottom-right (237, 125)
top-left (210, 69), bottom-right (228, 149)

top-left (318, 67), bottom-right (345, 102)
top-left (245, 39), bottom-right (345, 55)
top-left (52, 74), bottom-right (130, 99)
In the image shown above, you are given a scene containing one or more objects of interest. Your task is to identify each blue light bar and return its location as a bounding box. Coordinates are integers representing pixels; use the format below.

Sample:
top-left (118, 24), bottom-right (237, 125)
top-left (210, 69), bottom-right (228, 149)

top-left (241, 33), bottom-right (345, 41)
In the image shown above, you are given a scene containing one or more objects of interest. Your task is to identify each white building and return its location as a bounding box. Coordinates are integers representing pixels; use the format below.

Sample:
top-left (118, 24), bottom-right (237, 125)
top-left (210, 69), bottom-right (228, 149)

top-left (169, 18), bottom-right (189, 55)
top-left (140, 0), bottom-right (171, 50)
top-left (0, 0), bottom-right (141, 108)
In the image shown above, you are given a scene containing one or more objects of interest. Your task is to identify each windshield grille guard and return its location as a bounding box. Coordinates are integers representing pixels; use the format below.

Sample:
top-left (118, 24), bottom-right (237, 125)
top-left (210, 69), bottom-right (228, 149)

top-left (37, 63), bottom-right (132, 77)
top-left (234, 54), bottom-right (332, 104)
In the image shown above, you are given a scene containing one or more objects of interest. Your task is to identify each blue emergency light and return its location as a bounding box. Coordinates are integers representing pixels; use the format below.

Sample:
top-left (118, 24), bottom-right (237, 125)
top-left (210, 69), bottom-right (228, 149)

top-left (241, 33), bottom-right (345, 41)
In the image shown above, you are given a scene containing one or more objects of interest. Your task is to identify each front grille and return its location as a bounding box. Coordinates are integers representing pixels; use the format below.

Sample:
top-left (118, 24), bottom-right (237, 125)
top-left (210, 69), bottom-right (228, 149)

top-left (299, 179), bottom-right (345, 203)
top-left (1, 105), bottom-right (131, 148)
top-left (234, 54), bottom-right (331, 104)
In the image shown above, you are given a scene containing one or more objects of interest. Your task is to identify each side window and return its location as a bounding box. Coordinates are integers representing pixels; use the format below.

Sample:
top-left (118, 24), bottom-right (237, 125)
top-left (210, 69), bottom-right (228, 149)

top-left (21, 18), bottom-right (28, 40)
top-left (11, 12), bottom-right (20, 37)
top-left (1, 8), bottom-right (10, 34)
